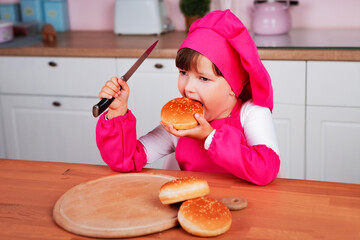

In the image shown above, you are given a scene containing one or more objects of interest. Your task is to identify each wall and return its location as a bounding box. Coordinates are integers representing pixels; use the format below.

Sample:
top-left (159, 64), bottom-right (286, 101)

top-left (68, 0), bottom-right (115, 30)
top-left (66, 0), bottom-right (360, 31)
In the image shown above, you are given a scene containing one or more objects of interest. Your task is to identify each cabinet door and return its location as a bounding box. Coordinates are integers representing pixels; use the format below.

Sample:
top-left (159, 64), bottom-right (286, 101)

top-left (0, 95), bottom-right (103, 165)
top-left (263, 61), bottom-right (306, 179)
top-left (306, 106), bottom-right (360, 184)
top-left (272, 104), bottom-right (305, 179)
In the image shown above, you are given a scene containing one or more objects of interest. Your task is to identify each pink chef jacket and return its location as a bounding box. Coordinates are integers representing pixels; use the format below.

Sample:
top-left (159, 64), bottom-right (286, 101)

top-left (96, 99), bottom-right (280, 186)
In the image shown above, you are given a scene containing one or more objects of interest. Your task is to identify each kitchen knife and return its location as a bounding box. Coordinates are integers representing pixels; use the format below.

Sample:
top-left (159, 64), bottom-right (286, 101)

top-left (92, 40), bottom-right (159, 117)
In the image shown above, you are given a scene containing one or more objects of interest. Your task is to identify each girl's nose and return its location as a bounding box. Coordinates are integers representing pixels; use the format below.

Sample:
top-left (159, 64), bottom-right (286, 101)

top-left (185, 77), bottom-right (196, 93)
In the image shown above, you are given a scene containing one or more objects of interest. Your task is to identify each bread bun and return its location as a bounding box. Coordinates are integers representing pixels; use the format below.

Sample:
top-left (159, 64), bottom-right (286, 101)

top-left (159, 177), bottom-right (210, 205)
top-left (161, 97), bottom-right (203, 130)
top-left (178, 197), bottom-right (232, 237)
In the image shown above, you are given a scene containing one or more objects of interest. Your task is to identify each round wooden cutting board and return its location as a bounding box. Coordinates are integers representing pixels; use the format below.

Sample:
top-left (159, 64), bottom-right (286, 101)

top-left (53, 173), bottom-right (179, 238)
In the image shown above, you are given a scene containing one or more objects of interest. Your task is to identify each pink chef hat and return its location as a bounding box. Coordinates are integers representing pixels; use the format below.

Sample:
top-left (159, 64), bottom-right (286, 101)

top-left (179, 9), bottom-right (273, 111)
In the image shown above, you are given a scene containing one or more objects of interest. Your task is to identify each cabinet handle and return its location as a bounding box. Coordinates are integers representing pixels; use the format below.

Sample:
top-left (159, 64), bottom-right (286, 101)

top-left (52, 101), bottom-right (61, 107)
top-left (48, 61), bottom-right (57, 67)
top-left (154, 63), bottom-right (163, 69)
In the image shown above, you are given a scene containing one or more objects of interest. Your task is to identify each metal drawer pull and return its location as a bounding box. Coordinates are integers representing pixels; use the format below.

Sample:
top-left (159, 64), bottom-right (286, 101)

top-left (48, 61), bottom-right (57, 67)
top-left (154, 63), bottom-right (163, 69)
top-left (52, 101), bottom-right (61, 107)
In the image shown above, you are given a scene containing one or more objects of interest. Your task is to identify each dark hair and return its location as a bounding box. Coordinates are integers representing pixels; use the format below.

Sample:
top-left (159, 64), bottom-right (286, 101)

top-left (176, 48), bottom-right (223, 77)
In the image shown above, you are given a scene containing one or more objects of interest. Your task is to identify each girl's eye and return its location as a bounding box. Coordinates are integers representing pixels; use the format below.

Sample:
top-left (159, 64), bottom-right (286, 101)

top-left (179, 70), bottom-right (187, 76)
top-left (200, 76), bottom-right (210, 82)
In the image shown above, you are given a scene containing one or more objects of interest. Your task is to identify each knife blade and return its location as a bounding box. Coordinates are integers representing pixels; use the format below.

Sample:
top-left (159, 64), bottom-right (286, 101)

top-left (92, 40), bottom-right (159, 117)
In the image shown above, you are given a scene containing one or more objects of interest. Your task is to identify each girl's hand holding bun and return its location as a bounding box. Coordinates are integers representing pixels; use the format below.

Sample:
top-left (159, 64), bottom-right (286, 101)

top-left (160, 97), bottom-right (214, 141)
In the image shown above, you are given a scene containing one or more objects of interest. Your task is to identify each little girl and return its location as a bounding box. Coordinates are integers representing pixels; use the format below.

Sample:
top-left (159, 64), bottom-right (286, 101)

top-left (96, 10), bottom-right (280, 186)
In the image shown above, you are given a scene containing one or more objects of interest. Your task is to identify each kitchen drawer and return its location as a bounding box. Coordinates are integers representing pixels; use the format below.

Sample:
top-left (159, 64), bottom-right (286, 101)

top-left (307, 61), bottom-right (360, 107)
top-left (0, 56), bottom-right (117, 97)
top-left (117, 58), bottom-right (178, 74)
top-left (262, 60), bottom-right (306, 105)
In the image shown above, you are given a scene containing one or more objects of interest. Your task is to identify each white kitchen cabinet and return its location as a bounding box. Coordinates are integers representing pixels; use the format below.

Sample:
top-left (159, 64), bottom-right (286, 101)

top-left (0, 56), bottom-right (116, 96)
top-left (307, 61), bottom-right (360, 107)
top-left (263, 61), bottom-right (306, 105)
top-left (272, 104), bottom-right (305, 179)
top-left (117, 58), bottom-right (181, 169)
top-left (263, 61), bottom-right (306, 179)
top-left (0, 95), bottom-right (103, 164)
top-left (306, 106), bottom-right (360, 184)
top-left (0, 56), bottom-right (117, 164)
top-left (306, 61), bottom-right (360, 184)
top-left (4, 55), bottom-right (357, 184)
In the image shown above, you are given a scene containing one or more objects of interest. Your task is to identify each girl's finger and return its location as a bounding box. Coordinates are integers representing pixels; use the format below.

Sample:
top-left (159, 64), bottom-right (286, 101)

top-left (110, 77), bottom-right (120, 86)
top-left (168, 124), bottom-right (187, 137)
top-left (99, 91), bottom-right (114, 99)
top-left (160, 121), bottom-right (166, 130)
top-left (105, 80), bottom-right (121, 93)
top-left (194, 113), bottom-right (207, 126)
top-left (160, 121), bottom-right (171, 132)
top-left (118, 78), bottom-right (130, 92)
top-left (103, 85), bottom-right (118, 95)
top-left (161, 122), bottom-right (178, 135)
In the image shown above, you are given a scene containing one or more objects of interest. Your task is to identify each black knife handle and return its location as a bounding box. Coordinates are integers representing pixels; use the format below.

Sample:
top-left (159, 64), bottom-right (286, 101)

top-left (92, 97), bottom-right (114, 118)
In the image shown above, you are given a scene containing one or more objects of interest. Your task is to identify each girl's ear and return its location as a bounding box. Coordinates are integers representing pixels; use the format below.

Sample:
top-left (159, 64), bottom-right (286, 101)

top-left (229, 90), bottom-right (236, 97)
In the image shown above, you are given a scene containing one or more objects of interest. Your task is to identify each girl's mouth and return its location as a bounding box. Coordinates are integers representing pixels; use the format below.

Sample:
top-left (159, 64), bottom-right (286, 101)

top-left (194, 99), bottom-right (203, 106)
top-left (185, 96), bottom-right (203, 106)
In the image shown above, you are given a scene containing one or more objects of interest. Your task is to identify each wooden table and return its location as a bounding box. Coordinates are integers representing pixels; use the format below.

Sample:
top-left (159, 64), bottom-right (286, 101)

top-left (1, 159), bottom-right (359, 240)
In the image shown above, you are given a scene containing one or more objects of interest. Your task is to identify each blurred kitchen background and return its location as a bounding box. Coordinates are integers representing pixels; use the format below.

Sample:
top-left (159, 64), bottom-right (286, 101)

top-left (58, 0), bottom-right (360, 31)
top-left (0, 0), bottom-right (359, 32)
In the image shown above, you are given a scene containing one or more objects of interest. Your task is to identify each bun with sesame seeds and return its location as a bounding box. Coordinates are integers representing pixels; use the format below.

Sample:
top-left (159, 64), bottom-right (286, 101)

top-left (159, 177), bottom-right (210, 205)
top-left (178, 197), bottom-right (232, 237)
top-left (161, 97), bottom-right (203, 130)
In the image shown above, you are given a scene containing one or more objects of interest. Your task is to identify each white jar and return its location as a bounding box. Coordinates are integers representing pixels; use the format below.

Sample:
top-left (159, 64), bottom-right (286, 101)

top-left (0, 21), bottom-right (14, 43)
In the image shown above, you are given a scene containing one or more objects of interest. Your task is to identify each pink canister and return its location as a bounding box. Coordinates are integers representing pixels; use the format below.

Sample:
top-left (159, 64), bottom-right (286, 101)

top-left (0, 21), bottom-right (13, 43)
top-left (251, 0), bottom-right (291, 35)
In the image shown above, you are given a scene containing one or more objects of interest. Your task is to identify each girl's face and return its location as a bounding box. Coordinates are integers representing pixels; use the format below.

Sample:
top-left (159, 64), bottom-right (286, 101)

top-left (178, 54), bottom-right (237, 122)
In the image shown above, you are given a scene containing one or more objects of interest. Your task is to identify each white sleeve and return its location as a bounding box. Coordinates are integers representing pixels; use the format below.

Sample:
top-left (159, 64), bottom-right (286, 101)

top-left (139, 125), bottom-right (179, 164)
top-left (204, 129), bottom-right (216, 150)
top-left (240, 100), bottom-right (279, 155)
